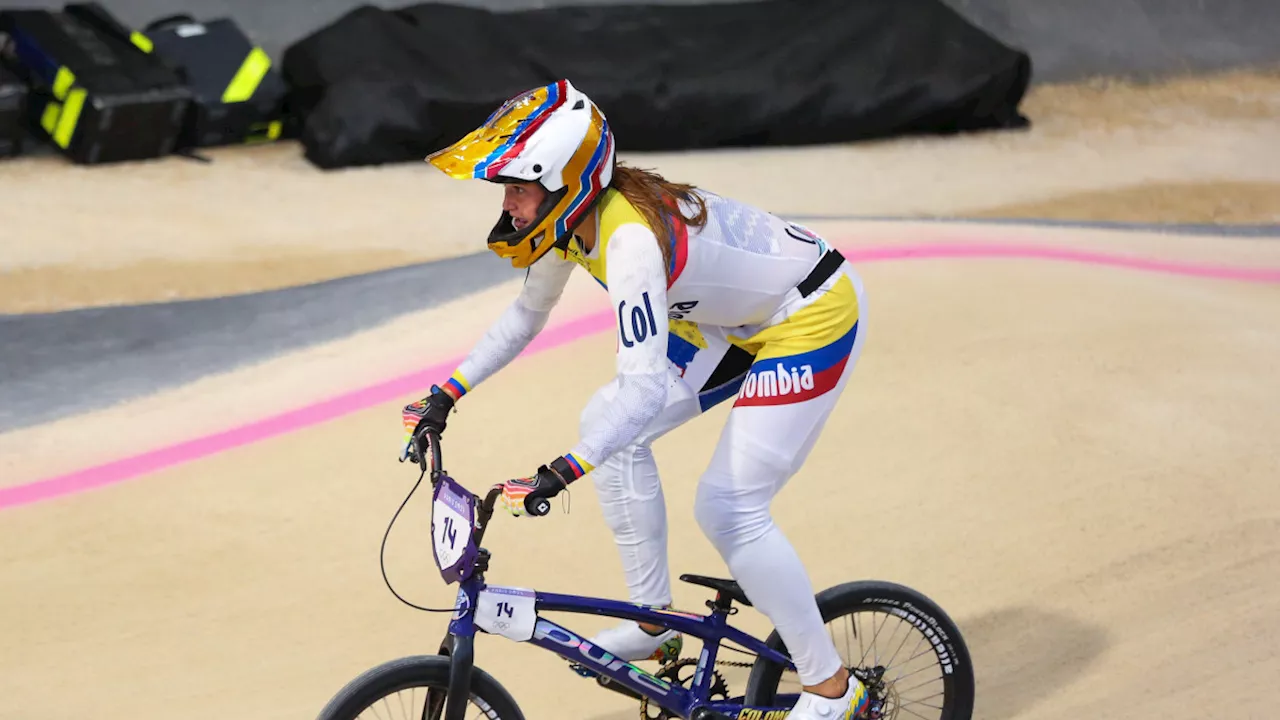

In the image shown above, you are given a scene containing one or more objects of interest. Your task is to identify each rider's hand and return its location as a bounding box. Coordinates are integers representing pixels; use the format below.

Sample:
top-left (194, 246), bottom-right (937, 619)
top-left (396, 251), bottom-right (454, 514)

top-left (498, 456), bottom-right (580, 516)
top-left (400, 385), bottom-right (457, 463)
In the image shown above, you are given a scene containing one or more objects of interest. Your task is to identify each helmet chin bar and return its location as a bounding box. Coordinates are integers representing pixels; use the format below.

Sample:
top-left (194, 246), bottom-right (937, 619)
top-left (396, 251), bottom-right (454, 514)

top-left (486, 185), bottom-right (570, 255)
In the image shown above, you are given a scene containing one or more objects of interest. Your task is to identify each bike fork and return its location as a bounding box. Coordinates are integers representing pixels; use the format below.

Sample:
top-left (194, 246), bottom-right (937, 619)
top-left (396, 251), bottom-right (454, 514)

top-left (430, 633), bottom-right (474, 720)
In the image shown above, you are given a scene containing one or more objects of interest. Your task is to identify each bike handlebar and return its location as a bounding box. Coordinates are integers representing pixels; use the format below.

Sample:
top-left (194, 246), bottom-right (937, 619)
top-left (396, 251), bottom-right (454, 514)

top-left (413, 426), bottom-right (443, 477)
top-left (527, 496), bottom-right (552, 517)
top-left (411, 428), bottom-right (550, 546)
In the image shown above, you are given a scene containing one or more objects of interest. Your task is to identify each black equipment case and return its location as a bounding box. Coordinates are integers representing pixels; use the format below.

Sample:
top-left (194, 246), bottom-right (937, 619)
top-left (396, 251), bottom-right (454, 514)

top-left (0, 61), bottom-right (28, 158)
top-left (0, 3), bottom-right (191, 164)
top-left (133, 14), bottom-right (288, 148)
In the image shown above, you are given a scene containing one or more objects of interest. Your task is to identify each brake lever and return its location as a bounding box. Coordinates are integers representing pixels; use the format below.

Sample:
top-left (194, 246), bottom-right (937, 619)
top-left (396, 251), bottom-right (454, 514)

top-left (411, 431), bottom-right (429, 475)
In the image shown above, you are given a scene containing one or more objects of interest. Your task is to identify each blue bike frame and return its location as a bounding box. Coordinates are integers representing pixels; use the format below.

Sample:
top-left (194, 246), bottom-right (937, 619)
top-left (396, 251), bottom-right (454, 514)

top-left (414, 432), bottom-right (799, 720)
top-left (444, 572), bottom-right (799, 719)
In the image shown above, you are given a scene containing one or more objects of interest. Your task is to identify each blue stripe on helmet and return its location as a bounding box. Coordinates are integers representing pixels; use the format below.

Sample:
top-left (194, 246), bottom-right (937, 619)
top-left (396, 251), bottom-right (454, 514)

top-left (554, 115), bottom-right (611, 239)
top-left (473, 82), bottom-right (561, 178)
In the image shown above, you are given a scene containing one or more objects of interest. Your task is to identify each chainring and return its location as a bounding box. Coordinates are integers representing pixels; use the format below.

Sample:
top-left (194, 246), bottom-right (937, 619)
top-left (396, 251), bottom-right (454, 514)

top-left (639, 657), bottom-right (731, 720)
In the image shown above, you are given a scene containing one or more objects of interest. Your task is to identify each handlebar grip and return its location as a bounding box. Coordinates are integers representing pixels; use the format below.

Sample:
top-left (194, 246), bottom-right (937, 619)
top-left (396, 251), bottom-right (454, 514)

top-left (414, 428), bottom-right (443, 475)
top-left (528, 497), bottom-right (551, 517)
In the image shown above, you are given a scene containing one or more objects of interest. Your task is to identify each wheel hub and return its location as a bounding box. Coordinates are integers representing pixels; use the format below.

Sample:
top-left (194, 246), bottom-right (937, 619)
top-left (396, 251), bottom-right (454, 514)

top-left (853, 666), bottom-right (896, 720)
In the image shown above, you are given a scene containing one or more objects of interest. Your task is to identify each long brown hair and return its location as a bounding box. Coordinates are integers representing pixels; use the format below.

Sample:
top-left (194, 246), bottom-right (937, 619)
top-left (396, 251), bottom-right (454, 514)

top-left (608, 163), bottom-right (708, 275)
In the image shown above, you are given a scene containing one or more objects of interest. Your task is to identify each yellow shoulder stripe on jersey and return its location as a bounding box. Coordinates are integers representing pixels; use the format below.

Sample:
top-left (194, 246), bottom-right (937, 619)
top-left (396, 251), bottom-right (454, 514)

top-left (555, 189), bottom-right (666, 289)
top-left (597, 187), bottom-right (651, 239)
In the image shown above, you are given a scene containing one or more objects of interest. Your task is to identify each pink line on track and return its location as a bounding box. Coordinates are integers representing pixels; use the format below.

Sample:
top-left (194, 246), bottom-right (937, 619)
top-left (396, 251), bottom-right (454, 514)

top-left (3, 241), bottom-right (1278, 512)
top-left (855, 242), bottom-right (1280, 283)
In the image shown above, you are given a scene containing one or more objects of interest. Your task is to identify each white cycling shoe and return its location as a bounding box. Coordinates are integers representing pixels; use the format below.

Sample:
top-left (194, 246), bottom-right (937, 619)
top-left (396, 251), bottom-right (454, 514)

top-left (588, 620), bottom-right (682, 663)
top-left (788, 672), bottom-right (870, 720)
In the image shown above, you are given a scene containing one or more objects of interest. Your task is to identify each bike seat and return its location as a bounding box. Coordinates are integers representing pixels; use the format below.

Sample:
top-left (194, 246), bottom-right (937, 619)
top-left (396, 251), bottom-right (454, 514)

top-left (679, 574), bottom-right (753, 607)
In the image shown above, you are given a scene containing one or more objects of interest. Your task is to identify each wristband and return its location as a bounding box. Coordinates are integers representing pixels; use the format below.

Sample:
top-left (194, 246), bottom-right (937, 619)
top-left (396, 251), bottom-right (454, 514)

top-left (552, 453), bottom-right (592, 482)
top-left (442, 371), bottom-right (470, 400)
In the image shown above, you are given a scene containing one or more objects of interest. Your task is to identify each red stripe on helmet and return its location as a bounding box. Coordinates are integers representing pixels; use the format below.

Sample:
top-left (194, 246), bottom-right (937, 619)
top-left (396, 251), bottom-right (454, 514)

top-left (484, 79), bottom-right (570, 179)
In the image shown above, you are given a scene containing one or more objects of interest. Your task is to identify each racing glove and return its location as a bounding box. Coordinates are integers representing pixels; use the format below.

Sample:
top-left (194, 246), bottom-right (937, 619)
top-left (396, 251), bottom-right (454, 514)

top-left (499, 456), bottom-right (586, 517)
top-left (400, 384), bottom-right (457, 463)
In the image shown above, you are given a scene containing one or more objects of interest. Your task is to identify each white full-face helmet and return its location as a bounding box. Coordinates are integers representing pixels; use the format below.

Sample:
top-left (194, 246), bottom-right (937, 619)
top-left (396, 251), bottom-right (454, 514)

top-left (425, 79), bottom-right (616, 268)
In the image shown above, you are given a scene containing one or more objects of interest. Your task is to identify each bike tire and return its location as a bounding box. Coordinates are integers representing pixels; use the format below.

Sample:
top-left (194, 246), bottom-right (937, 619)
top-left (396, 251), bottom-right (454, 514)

top-left (316, 655), bottom-right (526, 720)
top-left (743, 580), bottom-right (975, 720)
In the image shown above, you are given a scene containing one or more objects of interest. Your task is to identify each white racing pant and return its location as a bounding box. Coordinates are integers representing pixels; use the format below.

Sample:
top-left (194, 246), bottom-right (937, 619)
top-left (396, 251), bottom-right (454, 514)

top-left (580, 263), bottom-right (866, 687)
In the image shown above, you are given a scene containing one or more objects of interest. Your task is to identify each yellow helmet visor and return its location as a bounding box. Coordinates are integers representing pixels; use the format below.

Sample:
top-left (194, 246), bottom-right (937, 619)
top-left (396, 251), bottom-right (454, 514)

top-left (425, 82), bottom-right (567, 180)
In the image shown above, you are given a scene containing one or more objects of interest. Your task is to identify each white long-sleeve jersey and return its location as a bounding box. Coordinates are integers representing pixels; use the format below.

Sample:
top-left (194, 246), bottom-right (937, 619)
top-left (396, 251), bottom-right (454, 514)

top-left (443, 187), bottom-right (830, 474)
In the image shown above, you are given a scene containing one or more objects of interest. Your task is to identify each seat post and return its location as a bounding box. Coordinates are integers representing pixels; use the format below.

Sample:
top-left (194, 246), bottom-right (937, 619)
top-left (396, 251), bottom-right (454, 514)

top-left (707, 591), bottom-right (735, 614)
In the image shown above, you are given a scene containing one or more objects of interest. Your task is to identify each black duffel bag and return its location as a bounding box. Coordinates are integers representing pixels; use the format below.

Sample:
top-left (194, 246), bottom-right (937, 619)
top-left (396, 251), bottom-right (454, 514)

top-left (0, 2), bottom-right (191, 164)
top-left (0, 61), bottom-right (28, 158)
top-left (134, 13), bottom-right (289, 149)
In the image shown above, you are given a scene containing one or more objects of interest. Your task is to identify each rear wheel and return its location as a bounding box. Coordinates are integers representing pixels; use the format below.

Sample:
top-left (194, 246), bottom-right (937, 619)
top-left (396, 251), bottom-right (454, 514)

top-left (316, 655), bottom-right (525, 720)
top-left (744, 580), bottom-right (974, 720)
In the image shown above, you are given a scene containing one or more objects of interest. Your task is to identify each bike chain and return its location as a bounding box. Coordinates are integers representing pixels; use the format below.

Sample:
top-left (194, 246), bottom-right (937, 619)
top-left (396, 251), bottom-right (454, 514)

top-left (637, 659), bottom-right (893, 720)
top-left (638, 656), bottom-right (751, 720)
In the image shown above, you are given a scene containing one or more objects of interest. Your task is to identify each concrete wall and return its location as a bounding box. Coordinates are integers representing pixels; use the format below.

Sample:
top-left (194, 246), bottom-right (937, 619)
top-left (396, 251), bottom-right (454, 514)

top-left (944, 0), bottom-right (1280, 82)
top-left (3, 0), bottom-right (1278, 84)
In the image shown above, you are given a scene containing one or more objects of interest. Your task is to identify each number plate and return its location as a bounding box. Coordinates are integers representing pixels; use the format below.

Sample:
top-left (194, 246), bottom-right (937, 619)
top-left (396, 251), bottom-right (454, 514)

top-left (431, 475), bottom-right (478, 584)
top-left (475, 586), bottom-right (537, 641)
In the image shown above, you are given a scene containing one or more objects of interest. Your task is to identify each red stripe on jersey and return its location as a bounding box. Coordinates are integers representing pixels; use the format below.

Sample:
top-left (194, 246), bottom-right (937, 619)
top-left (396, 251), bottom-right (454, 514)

top-left (665, 201), bottom-right (690, 288)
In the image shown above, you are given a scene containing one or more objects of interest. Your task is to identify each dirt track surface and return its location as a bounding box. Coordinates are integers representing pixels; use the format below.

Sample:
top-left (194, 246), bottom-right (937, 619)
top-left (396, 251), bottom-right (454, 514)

top-left (2, 70), bottom-right (1280, 720)
top-left (2, 223), bottom-right (1279, 720)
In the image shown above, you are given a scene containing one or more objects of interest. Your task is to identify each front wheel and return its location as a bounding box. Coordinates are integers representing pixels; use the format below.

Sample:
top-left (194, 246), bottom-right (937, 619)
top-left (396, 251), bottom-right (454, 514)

top-left (744, 580), bottom-right (975, 720)
top-left (316, 655), bottom-right (525, 720)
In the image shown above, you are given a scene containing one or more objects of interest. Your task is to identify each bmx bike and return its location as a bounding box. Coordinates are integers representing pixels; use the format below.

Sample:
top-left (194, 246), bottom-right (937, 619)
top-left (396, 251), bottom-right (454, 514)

top-left (316, 428), bottom-right (975, 720)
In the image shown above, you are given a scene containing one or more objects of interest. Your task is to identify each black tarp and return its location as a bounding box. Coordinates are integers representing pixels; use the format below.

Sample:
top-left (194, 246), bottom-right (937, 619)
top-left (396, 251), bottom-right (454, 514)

top-left (0, 62), bottom-right (29, 158)
top-left (281, 0), bottom-right (1033, 170)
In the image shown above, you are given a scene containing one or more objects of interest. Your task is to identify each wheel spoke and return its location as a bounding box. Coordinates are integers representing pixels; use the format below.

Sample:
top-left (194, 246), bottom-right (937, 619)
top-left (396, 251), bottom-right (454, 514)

top-left (896, 702), bottom-right (936, 720)
top-left (844, 613), bottom-right (854, 667)
top-left (396, 687), bottom-right (410, 719)
top-left (896, 675), bottom-right (944, 697)
top-left (885, 624), bottom-right (925, 677)
top-left (901, 643), bottom-right (944, 669)
top-left (881, 615), bottom-right (915, 671)
top-left (865, 611), bottom-right (891, 666)
top-left (899, 697), bottom-right (945, 712)
top-left (885, 660), bottom-right (940, 687)
top-left (856, 612), bottom-right (867, 668)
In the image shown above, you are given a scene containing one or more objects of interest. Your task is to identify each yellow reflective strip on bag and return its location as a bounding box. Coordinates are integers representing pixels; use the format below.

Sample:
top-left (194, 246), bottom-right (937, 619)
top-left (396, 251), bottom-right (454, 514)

top-left (52, 66), bottom-right (76, 100)
top-left (244, 119), bottom-right (284, 144)
top-left (53, 88), bottom-right (86, 148)
top-left (41, 101), bottom-right (62, 134)
top-left (222, 47), bottom-right (270, 104)
top-left (130, 31), bottom-right (154, 53)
